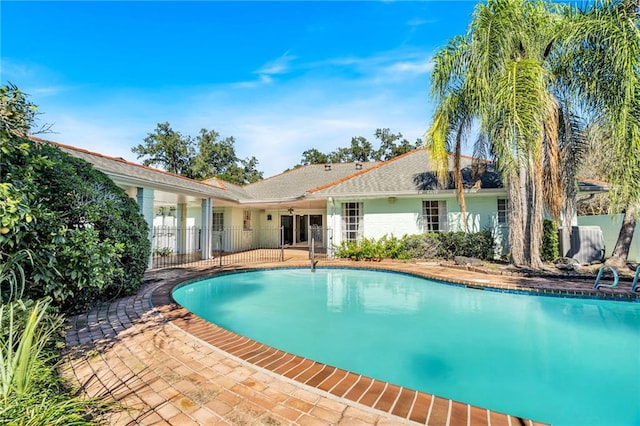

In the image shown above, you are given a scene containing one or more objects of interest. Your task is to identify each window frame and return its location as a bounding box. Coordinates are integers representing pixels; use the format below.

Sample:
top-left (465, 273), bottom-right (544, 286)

top-left (212, 211), bottom-right (224, 232)
top-left (497, 198), bottom-right (509, 226)
top-left (341, 202), bottom-right (363, 242)
top-left (243, 210), bottom-right (252, 231)
top-left (422, 200), bottom-right (448, 232)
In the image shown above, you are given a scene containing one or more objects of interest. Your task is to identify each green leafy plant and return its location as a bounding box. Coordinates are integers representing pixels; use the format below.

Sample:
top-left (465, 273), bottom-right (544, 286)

top-left (542, 219), bottom-right (560, 262)
top-left (1, 88), bottom-right (150, 313)
top-left (0, 298), bottom-right (61, 397)
top-left (0, 251), bottom-right (103, 424)
top-left (154, 247), bottom-right (174, 257)
top-left (334, 230), bottom-right (496, 261)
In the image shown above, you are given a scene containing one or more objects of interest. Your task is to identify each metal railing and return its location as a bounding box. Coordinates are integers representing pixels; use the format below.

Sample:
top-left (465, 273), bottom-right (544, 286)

top-left (152, 225), bottom-right (282, 269)
top-left (151, 225), bottom-right (333, 269)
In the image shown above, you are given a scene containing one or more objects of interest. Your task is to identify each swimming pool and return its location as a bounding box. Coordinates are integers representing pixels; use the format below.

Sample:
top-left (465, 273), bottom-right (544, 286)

top-left (172, 268), bottom-right (640, 425)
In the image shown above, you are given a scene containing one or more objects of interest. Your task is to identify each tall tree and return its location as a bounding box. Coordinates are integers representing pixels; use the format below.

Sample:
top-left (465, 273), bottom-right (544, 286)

top-left (190, 129), bottom-right (238, 179)
top-left (427, 0), bottom-right (638, 268)
top-left (132, 123), bottom-right (263, 184)
top-left (426, 0), bottom-right (561, 267)
top-left (565, 0), bottom-right (640, 267)
top-left (301, 148), bottom-right (329, 165)
top-left (426, 0), bottom-right (592, 268)
top-left (297, 128), bottom-right (418, 166)
top-left (374, 128), bottom-right (421, 160)
top-left (132, 122), bottom-right (194, 176)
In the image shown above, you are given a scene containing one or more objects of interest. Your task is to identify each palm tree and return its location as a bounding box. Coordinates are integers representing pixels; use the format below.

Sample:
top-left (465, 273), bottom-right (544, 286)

top-left (565, 0), bottom-right (640, 268)
top-left (426, 0), bottom-right (585, 268)
top-left (426, 0), bottom-right (640, 268)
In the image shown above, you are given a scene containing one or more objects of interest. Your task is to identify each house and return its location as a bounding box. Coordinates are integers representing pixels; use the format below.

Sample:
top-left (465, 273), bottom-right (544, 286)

top-left (37, 138), bottom-right (615, 266)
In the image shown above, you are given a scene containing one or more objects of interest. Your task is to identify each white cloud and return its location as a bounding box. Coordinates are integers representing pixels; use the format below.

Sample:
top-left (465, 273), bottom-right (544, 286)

top-left (386, 59), bottom-right (434, 75)
top-left (255, 52), bottom-right (297, 76)
top-left (18, 46), bottom-right (436, 178)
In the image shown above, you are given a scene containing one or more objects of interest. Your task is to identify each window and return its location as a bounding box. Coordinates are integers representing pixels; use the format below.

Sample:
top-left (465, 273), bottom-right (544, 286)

top-left (243, 210), bottom-right (252, 230)
top-left (212, 212), bottom-right (224, 231)
top-left (497, 199), bottom-right (508, 225)
top-left (342, 202), bottom-right (363, 242)
top-left (422, 200), bottom-right (447, 232)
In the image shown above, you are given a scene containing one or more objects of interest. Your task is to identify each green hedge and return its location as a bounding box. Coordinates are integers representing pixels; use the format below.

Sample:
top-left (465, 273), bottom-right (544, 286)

top-left (1, 118), bottom-right (150, 313)
top-left (334, 230), bottom-right (495, 261)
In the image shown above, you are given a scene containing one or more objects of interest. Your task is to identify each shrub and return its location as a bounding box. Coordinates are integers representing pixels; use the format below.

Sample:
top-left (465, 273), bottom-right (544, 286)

top-left (439, 230), bottom-right (495, 260)
top-left (334, 237), bottom-right (384, 261)
top-left (334, 230), bottom-right (496, 261)
top-left (542, 219), bottom-right (560, 262)
top-left (401, 233), bottom-right (441, 259)
top-left (0, 85), bottom-right (150, 313)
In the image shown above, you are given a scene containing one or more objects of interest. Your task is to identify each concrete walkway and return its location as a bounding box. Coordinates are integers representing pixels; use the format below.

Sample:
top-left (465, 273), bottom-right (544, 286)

top-left (60, 255), bottom-right (638, 425)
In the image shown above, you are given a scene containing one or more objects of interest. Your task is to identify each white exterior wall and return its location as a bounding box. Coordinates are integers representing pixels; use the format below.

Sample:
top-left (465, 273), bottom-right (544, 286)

top-left (329, 194), bottom-right (509, 256)
top-left (361, 198), bottom-right (423, 239)
top-left (577, 214), bottom-right (640, 262)
top-left (211, 207), bottom-right (229, 253)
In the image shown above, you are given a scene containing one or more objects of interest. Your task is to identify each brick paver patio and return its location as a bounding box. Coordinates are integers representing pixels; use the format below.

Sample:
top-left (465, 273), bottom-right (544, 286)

top-left (61, 252), bottom-right (638, 425)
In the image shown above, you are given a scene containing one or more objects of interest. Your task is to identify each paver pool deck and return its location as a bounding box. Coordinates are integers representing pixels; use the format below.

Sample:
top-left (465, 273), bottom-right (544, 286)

top-left (61, 252), bottom-right (639, 425)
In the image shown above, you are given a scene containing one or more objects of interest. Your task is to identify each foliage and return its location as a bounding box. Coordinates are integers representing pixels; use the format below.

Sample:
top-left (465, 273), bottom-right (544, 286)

top-left (131, 122), bottom-right (194, 175)
top-left (154, 247), bottom-right (173, 257)
top-left (0, 298), bottom-right (61, 397)
top-left (0, 84), bottom-right (150, 313)
top-left (132, 122), bottom-right (263, 184)
top-left (299, 128), bottom-right (421, 165)
top-left (402, 233), bottom-right (442, 259)
top-left (0, 251), bottom-right (104, 425)
top-left (438, 231), bottom-right (495, 260)
top-left (541, 219), bottom-right (560, 262)
top-left (0, 250), bottom-right (31, 303)
top-left (0, 83), bottom-right (37, 135)
top-left (424, 0), bottom-right (604, 268)
top-left (425, 0), bottom-right (640, 268)
top-left (334, 231), bottom-right (495, 261)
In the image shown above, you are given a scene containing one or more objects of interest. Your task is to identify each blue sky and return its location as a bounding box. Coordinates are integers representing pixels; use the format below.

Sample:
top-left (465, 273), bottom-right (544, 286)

top-left (1, 1), bottom-right (476, 177)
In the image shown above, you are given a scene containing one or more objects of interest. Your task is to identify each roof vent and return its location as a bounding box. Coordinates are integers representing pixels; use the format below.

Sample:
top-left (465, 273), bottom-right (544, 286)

top-left (355, 162), bottom-right (363, 170)
top-left (324, 164), bottom-right (332, 171)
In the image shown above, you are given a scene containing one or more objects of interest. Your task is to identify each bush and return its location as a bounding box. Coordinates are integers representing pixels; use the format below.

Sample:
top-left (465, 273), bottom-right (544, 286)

top-left (542, 219), bottom-right (560, 262)
top-left (0, 85), bottom-right (150, 313)
top-left (334, 230), bottom-right (496, 261)
top-left (401, 233), bottom-right (441, 259)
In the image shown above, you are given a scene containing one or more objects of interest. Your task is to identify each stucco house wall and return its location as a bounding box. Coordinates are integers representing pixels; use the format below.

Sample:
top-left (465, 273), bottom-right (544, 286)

top-left (328, 194), bottom-right (510, 256)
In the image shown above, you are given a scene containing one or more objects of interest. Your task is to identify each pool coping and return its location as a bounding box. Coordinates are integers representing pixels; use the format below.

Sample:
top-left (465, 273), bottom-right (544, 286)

top-left (149, 260), bottom-right (638, 425)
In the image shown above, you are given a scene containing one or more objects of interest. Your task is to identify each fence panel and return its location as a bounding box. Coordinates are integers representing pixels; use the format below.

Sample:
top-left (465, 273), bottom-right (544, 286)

top-left (152, 225), bottom-right (284, 269)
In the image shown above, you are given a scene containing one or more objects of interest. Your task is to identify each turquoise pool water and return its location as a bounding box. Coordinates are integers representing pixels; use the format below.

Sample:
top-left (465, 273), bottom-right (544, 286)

top-left (172, 268), bottom-right (640, 425)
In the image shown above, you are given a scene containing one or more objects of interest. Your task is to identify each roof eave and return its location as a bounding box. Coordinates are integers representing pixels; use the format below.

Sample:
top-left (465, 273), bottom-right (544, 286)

top-left (306, 188), bottom-right (509, 199)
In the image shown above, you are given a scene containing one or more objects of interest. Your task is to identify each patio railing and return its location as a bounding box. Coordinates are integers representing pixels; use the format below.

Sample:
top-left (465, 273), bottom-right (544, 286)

top-left (151, 225), bottom-right (332, 269)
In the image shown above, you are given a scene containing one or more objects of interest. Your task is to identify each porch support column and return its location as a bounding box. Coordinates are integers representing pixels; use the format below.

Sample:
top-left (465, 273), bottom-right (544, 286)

top-left (136, 187), bottom-right (155, 269)
top-left (176, 203), bottom-right (187, 254)
top-left (201, 198), bottom-right (213, 260)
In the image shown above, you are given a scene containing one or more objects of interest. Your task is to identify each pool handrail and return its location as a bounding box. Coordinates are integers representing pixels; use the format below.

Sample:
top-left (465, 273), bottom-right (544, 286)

top-left (632, 267), bottom-right (640, 292)
top-left (594, 265), bottom-right (619, 290)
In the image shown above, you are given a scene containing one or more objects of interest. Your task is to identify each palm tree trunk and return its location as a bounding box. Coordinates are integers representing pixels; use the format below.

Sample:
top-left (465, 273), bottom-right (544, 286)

top-left (508, 167), bottom-right (526, 266)
top-left (508, 156), bottom-right (544, 269)
top-left (454, 123), bottom-right (467, 232)
top-left (605, 203), bottom-right (637, 268)
top-left (529, 150), bottom-right (545, 269)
